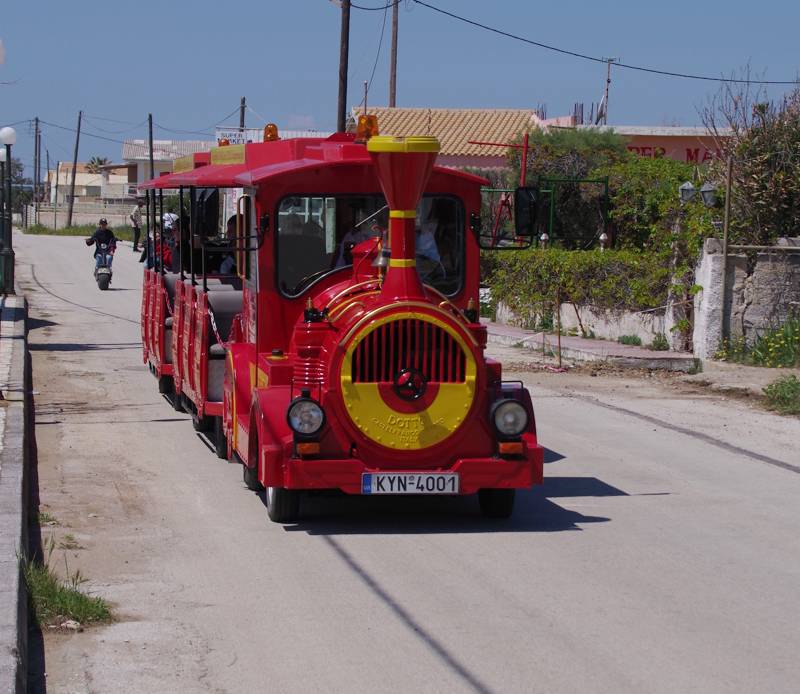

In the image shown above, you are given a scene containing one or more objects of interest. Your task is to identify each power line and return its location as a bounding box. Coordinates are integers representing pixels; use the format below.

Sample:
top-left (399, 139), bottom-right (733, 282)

top-left (351, 1), bottom-right (394, 9)
top-left (409, 0), bottom-right (799, 85)
top-left (83, 116), bottom-right (148, 135)
top-left (358, 0), bottom-right (389, 106)
top-left (154, 123), bottom-right (215, 136)
top-left (39, 119), bottom-right (127, 145)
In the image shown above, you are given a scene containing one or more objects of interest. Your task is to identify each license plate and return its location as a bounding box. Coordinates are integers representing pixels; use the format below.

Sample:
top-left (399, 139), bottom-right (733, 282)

top-left (361, 473), bottom-right (459, 495)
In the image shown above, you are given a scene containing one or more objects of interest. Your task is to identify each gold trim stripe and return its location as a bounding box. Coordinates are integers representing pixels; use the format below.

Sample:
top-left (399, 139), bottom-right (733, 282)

top-left (389, 210), bottom-right (416, 219)
top-left (389, 259), bottom-right (416, 268)
top-left (210, 144), bottom-right (246, 165)
top-left (173, 155), bottom-right (195, 173)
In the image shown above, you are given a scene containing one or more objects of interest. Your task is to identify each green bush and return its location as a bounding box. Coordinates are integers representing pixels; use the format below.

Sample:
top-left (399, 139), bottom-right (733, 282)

top-left (484, 248), bottom-right (670, 330)
top-left (649, 333), bottom-right (670, 351)
top-left (716, 314), bottom-right (800, 368)
top-left (763, 375), bottom-right (800, 415)
top-left (618, 334), bottom-right (642, 346)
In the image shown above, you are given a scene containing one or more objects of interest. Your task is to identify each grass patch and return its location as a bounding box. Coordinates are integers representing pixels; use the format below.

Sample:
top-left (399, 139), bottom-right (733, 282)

top-left (648, 333), bottom-right (670, 351)
top-left (716, 314), bottom-right (800, 368)
top-left (617, 334), bottom-right (642, 346)
top-left (37, 511), bottom-right (60, 526)
top-left (58, 534), bottom-right (83, 550)
top-left (23, 538), bottom-right (111, 627)
top-left (25, 223), bottom-right (135, 243)
top-left (763, 375), bottom-right (800, 415)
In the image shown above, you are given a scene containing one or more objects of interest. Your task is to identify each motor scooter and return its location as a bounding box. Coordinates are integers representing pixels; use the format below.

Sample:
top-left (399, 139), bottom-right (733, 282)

top-left (94, 242), bottom-right (113, 290)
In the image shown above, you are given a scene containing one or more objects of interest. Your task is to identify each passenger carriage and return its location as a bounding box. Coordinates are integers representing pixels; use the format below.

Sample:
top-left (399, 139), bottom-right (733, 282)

top-left (140, 121), bottom-right (544, 522)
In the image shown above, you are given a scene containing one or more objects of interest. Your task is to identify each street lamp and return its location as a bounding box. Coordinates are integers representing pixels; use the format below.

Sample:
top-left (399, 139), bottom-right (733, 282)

top-left (0, 126), bottom-right (17, 294)
top-left (679, 180), bottom-right (717, 208)
top-left (0, 147), bottom-right (5, 250)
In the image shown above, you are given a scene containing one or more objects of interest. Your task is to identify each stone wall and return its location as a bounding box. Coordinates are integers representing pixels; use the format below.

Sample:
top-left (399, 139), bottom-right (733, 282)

top-left (693, 237), bottom-right (800, 359)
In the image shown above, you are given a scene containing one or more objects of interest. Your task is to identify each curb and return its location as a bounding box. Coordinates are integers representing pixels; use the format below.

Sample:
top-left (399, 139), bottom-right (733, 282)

top-left (487, 329), bottom-right (698, 372)
top-left (0, 294), bottom-right (29, 694)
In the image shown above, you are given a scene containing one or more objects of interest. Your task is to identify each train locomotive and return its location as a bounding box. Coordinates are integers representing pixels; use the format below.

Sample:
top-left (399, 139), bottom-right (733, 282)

top-left (140, 122), bottom-right (544, 522)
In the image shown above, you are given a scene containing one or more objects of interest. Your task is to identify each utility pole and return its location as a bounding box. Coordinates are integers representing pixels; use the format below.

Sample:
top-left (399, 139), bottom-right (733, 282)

top-left (53, 161), bottom-right (59, 230)
top-left (337, 0), bottom-right (351, 132)
top-left (66, 110), bottom-right (82, 228)
top-left (148, 113), bottom-right (155, 181)
top-left (45, 148), bottom-right (50, 209)
top-left (389, 0), bottom-right (398, 107)
top-left (602, 58), bottom-right (617, 126)
top-left (239, 96), bottom-right (246, 133)
top-left (33, 117), bottom-right (39, 211)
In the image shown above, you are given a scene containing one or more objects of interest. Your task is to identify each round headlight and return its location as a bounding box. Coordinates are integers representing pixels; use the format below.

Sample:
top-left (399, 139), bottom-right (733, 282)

top-left (287, 398), bottom-right (325, 436)
top-left (492, 400), bottom-right (528, 437)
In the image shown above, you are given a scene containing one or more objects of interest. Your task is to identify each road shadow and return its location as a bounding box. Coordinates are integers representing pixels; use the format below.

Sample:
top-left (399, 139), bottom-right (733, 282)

top-left (268, 474), bottom-right (619, 536)
top-left (26, 316), bottom-right (58, 331)
top-left (544, 447), bottom-right (566, 464)
top-left (24, 343), bottom-right (47, 693)
top-left (28, 342), bottom-right (141, 352)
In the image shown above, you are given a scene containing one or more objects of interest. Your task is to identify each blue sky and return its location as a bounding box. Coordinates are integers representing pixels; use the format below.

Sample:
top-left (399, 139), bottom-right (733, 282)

top-left (2, 0), bottom-right (798, 176)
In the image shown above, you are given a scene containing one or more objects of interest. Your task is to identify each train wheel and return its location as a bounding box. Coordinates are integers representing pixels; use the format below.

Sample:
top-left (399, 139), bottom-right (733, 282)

top-left (266, 487), bottom-right (300, 523)
top-left (213, 416), bottom-right (227, 460)
top-left (478, 489), bottom-right (515, 519)
top-left (242, 460), bottom-right (264, 492)
top-left (192, 412), bottom-right (212, 432)
top-left (158, 375), bottom-right (173, 395)
top-left (172, 391), bottom-right (184, 412)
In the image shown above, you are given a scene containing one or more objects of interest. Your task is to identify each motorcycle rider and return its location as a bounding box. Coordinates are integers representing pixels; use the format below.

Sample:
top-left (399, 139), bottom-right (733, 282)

top-left (85, 218), bottom-right (118, 271)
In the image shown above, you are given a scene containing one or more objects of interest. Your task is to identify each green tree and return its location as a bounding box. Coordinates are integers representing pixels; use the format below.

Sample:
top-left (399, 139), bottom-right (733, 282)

top-left (703, 79), bottom-right (800, 245)
top-left (505, 127), bottom-right (629, 248)
top-left (3, 156), bottom-right (32, 212)
top-left (86, 156), bottom-right (110, 174)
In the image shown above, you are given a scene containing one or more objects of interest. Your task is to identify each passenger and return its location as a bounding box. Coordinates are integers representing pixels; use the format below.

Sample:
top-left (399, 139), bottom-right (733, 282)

top-left (416, 198), bottom-right (444, 281)
top-left (335, 208), bottom-right (388, 267)
top-left (85, 218), bottom-right (117, 270)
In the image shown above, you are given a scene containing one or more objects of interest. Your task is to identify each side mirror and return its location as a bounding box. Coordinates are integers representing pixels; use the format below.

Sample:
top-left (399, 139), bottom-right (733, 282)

top-left (479, 187), bottom-right (536, 250)
top-left (514, 186), bottom-right (537, 238)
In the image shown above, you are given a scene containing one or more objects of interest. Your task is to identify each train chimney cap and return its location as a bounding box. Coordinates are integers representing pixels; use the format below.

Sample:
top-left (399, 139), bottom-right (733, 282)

top-left (367, 135), bottom-right (440, 154)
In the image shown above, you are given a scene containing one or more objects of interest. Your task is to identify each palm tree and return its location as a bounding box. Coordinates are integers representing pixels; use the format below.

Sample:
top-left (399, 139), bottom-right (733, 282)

top-left (86, 155), bottom-right (110, 174)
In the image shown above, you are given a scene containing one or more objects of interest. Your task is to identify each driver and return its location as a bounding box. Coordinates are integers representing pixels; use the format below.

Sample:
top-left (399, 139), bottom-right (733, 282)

top-left (85, 218), bottom-right (118, 271)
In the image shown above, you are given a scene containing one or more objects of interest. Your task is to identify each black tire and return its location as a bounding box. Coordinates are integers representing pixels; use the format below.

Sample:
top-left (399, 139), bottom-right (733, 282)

top-left (158, 375), bottom-right (173, 395)
top-left (242, 460), bottom-right (264, 492)
top-left (192, 412), bottom-right (212, 432)
top-left (213, 416), bottom-right (227, 460)
top-left (478, 489), bottom-right (515, 519)
top-left (172, 390), bottom-right (184, 412)
top-left (97, 274), bottom-right (110, 291)
top-left (266, 486), bottom-right (300, 523)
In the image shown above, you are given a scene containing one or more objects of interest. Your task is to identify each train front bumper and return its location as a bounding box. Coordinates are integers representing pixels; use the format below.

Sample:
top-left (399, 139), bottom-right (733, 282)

top-left (282, 444), bottom-right (544, 495)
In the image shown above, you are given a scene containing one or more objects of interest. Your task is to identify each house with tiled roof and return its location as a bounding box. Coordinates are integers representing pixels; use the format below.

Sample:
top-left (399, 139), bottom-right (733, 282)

top-left (350, 107), bottom-right (554, 168)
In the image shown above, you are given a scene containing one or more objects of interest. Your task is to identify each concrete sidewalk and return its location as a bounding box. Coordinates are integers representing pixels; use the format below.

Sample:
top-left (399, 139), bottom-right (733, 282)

top-left (0, 294), bottom-right (29, 694)
top-left (483, 319), bottom-right (697, 371)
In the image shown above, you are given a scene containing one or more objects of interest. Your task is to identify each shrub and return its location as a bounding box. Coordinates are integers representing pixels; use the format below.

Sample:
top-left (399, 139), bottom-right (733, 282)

top-left (763, 375), bottom-right (800, 415)
top-left (716, 314), bottom-right (800, 368)
top-left (649, 333), bottom-right (670, 351)
top-left (618, 334), bottom-right (642, 346)
top-left (484, 248), bottom-right (670, 330)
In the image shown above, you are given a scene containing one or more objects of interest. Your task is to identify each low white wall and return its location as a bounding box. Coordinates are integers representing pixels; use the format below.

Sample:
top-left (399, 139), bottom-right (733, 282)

top-left (495, 300), bottom-right (668, 345)
top-left (558, 303), bottom-right (666, 343)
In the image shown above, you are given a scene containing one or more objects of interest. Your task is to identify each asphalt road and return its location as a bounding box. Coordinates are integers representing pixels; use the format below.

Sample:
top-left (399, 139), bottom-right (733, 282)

top-left (16, 231), bottom-right (800, 694)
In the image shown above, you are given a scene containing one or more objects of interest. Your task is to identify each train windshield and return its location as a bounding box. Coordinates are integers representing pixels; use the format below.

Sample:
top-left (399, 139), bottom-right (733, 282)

top-left (276, 194), bottom-right (464, 297)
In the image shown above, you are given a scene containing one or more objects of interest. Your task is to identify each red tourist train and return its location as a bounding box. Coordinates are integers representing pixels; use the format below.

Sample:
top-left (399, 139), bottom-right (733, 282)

top-left (140, 121), bottom-right (544, 522)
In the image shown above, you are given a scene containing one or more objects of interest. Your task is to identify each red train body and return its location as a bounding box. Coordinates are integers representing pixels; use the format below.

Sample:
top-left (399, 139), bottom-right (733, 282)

top-left (140, 129), bottom-right (544, 521)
